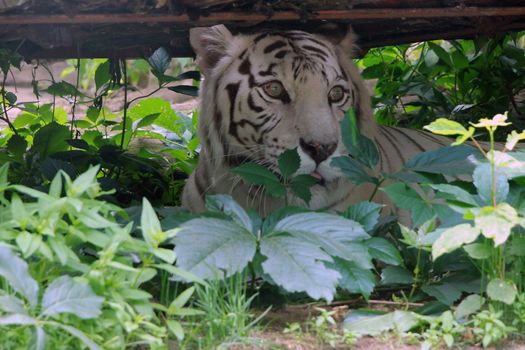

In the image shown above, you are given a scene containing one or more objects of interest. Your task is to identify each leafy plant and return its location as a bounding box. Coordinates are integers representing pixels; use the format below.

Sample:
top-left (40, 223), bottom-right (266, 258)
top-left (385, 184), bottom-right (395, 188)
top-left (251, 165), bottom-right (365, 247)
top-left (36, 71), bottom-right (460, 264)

top-left (172, 194), bottom-right (402, 302)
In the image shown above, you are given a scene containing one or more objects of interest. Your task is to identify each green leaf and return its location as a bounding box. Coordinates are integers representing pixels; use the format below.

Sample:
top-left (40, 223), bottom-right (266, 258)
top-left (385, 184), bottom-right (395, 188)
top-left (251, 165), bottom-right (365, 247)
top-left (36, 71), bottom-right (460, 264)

top-left (423, 118), bottom-right (468, 136)
top-left (509, 235), bottom-right (525, 256)
top-left (486, 279), bottom-right (517, 305)
top-left (473, 163), bottom-right (508, 205)
top-left (475, 203), bottom-right (518, 246)
top-left (34, 326), bottom-right (46, 350)
top-left (331, 156), bottom-right (377, 185)
top-left (380, 266), bottom-right (413, 285)
top-left (152, 248), bottom-right (176, 264)
top-left (205, 194), bottom-right (254, 233)
top-left (463, 243), bottom-right (491, 259)
top-left (381, 183), bottom-right (437, 227)
top-left (5, 91), bottom-right (17, 105)
top-left (329, 258), bottom-right (376, 298)
top-left (7, 134), bottom-right (27, 159)
top-left (0, 244), bottom-right (39, 308)
top-left (174, 218), bottom-right (256, 279)
top-left (278, 148), bottom-right (300, 178)
top-left (31, 122), bottom-right (70, 158)
top-left (50, 322), bottom-right (103, 350)
top-left (94, 60), bottom-right (111, 91)
top-left (231, 163), bottom-right (280, 186)
top-left (148, 47), bottom-right (171, 74)
top-left (168, 85), bottom-right (199, 97)
top-left (168, 287), bottom-right (195, 314)
top-left (0, 313), bottom-right (37, 325)
top-left (290, 175), bottom-right (317, 204)
top-left (366, 237), bottom-right (402, 266)
top-left (454, 294), bottom-right (484, 319)
top-left (343, 201), bottom-right (383, 232)
top-left (167, 320), bottom-right (185, 341)
top-left (173, 70), bottom-right (201, 81)
top-left (260, 233), bottom-right (340, 302)
top-left (0, 295), bottom-right (27, 315)
top-left (430, 184), bottom-right (478, 207)
top-left (403, 145), bottom-right (478, 176)
top-left (46, 81), bottom-right (84, 97)
top-left (432, 224), bottom-right (480, 260)
top-left (344, 310), bottom-right (418, 336)
top-left (141, 197), bottom-right (165, 248)
top-left (16, 231), bottom-right (42, 258)
top-left (428, 42), bottom-right (453, 68)
top-left (41, 276), bottom-right (104, 319)
top-left (135, 113), bottom-right (160, 129)
top-left (422, 283), bottom-right (462, 305)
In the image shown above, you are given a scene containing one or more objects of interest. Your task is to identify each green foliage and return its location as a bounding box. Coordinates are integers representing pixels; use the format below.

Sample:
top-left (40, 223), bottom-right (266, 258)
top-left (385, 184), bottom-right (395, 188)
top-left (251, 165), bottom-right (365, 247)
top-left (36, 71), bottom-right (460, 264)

top-left (172, 195), bottom-right (403, 302)
top-left (359, 34), bottom-right (525, 135)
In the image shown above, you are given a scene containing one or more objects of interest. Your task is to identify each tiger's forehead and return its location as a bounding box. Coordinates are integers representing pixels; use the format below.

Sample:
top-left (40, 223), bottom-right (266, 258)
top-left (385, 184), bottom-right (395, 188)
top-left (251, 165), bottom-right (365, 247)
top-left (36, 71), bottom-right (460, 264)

top-left (244, 31), bottom-right (344, 82)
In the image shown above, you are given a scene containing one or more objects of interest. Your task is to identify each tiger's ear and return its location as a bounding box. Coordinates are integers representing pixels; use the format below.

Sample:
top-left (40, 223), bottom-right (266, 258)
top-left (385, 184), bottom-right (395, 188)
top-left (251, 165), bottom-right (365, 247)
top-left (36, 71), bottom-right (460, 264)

top-left (190, 25), bottom-right (233, 76)
top-left (315, 24), bottom-right (359, 58)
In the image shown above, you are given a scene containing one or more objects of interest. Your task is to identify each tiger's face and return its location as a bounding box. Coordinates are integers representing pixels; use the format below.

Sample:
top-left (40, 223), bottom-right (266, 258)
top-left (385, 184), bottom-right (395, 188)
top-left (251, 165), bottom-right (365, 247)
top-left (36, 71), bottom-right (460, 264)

top-left (216, 32), bottom-right (355, 182)
top-left (190, 25), bottom-right (374, 207)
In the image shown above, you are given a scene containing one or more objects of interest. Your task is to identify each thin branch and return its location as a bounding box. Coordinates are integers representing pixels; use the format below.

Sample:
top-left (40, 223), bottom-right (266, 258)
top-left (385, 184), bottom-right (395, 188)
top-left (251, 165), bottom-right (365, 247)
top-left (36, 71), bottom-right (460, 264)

top-left (120, 59), bottom-right (128, 149)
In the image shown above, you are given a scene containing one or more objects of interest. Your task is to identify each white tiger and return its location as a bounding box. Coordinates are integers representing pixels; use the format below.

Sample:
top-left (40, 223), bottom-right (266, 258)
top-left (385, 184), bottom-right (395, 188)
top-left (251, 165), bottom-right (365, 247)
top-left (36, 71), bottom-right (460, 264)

top-left (182, 25), bottom-right (451, 217)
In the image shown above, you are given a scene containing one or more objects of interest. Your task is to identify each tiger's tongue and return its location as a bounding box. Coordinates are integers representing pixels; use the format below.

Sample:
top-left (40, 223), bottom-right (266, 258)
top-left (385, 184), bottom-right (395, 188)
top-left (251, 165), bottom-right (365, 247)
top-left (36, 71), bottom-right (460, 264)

top-left (310, 171), bottom-right (323, 181)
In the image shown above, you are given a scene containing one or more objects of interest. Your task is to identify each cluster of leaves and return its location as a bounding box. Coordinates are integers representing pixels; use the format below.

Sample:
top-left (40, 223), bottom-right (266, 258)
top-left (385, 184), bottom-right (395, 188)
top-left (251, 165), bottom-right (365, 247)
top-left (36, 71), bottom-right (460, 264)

top-left (359, 33), bottom-right (525, 136)
top-left (0, 47), bottom-right (200, 207)
top-left (170, 194), bottom-right (402, 302)
top-left (0, 163), bottom-right (204, 349)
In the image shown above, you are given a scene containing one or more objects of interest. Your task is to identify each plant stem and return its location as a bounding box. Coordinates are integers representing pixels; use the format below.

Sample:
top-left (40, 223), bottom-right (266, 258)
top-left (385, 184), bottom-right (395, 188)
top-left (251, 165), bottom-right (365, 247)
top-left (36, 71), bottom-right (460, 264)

top-left (489, 129), bottom-right (496, 207)
top-left (70, 57), bottom-right (81, 136)
top-left (1, 69), bottom-right (18, 135)
top-left (408, 248), bottom-right (422, 300)
top-left (368, 177), bottom-right (385, 202)
top-left (120, 59), bottom-right (128, 149)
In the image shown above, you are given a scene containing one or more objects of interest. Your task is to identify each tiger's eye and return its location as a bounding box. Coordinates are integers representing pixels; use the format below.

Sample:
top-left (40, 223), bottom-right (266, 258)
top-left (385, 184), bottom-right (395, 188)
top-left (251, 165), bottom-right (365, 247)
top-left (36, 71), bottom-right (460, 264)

top-left (263, 81), bottom-right (284, 98)
top-left (328, 86), bottom-right (345, 103)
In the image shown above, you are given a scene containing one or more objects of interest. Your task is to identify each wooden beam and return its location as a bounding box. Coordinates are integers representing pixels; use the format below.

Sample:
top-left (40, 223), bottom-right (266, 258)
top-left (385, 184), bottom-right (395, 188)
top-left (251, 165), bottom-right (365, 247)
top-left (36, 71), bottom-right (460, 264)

top-left (0, 7), bottom-right (524, 25)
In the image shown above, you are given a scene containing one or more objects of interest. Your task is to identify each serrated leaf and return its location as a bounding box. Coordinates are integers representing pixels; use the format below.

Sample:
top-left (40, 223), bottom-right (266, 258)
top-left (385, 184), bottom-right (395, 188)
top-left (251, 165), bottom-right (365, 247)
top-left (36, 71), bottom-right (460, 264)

top-left (174, 218), bottom-right (256, 279)
top-left (205, 194), bottom-right (253, 233)
top-left (0, 295), bottom-right (27, 315)
top-left (380, 266), bottom-right (413, 285)
top-left (422, 283), bottom-right (462, 305)
top-left (404, 145), bottom-right (478, 176)
top-left (454, 294), bottom-right (484, 319)
top-left (290, 175), bottom-right (316, 203)
top-left (148, 47), bottom-right (171, 74)
top-left (331, 156), bottom-right (376, 185)
top-left (463, 243), bottom-right (491, 259)
top-left (475, 203), bottom-right (518, 246)
top-left (382, 183), bottom-right (438, 227)
top-left (329, 258), bottom-right (375, 298)
top-left (41, 276), bottom-right (103, 318)
top-left (486, 279), bottom-right (517, 305)
top-left (0, 313), bottom-right (36, 325)
top-left (231, 163), bottom-right (280, 186)
top-left (31, 122), bottom-right (70, 158)
top-left (7, 134), bottom-right (27, 158)
top-left (46, 81), bottom-right (84, 98)
top-left (0, 245), bottom-right (39, 308)
top-left (366, 237), bottom-right (402, 266)
top-left (343, 201), bottom-right (383, 232)
top-left (278, 148), bottom-right (300, 178)
top-left (423, 118), bottom-right (467, 135)
top-left (432, 224), bottom-right (480, 260)
top-left (260, 234), bottom-right (340, 302)
top-left (431, 184), bottom-right (478, 207)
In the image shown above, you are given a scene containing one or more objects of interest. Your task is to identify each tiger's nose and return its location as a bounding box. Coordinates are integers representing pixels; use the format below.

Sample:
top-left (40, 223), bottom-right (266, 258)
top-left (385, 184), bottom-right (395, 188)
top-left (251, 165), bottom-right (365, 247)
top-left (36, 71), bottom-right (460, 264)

top-left (299, 139), bottom-right (337, 164)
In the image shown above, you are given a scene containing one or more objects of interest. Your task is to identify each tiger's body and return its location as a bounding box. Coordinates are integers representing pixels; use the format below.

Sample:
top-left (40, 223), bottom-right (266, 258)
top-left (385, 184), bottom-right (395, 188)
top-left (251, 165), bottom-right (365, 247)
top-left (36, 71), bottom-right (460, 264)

top-left (182, 25), bottom-right (451, 217)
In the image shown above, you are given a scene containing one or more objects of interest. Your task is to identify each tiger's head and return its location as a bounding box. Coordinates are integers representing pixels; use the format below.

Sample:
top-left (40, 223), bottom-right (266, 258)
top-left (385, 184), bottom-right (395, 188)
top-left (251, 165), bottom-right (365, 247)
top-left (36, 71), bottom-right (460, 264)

top-left (188, 25), bottom-right (377, 210)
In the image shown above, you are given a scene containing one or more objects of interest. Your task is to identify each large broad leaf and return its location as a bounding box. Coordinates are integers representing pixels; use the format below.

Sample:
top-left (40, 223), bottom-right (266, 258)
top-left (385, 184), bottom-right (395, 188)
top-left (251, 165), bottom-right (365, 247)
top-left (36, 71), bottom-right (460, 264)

top-left (473, 163), bottom-right (509, 205)
top-left (205, 195), bottom-right (254, 233)
top-left (423, 118), bottom-right (467, 135)
top-left (343, 201), bottom-right (383, 232)
top-left (430, 184), bottom-right (478, 208)
top-left (380, 266), bottom-right (413, 285)
top-left (0, 313), bottom-right (37, 325)
top-left (0, 245), bottom-right (39, 308)
top-left (432, 224), bottom-right (480, 260)
top-left (403, 145), bottom-right (479, 176)
top-left (41, 276), bottom-right (104, 319)
top-left (174, 218), bottom-right (256, 279)
top-left (31, 122), bottom-right (70, 158)
top-left (328, 258), bottom-right (376, 298)
top-left (340, 108), bottom-right (379, 168)
top-left (260, 233), bottom-right (340, 302)
top-left (454, 294), bottom-right (485, 320)
top-left (382, 183), bottom-right (439, 227)
top-left (0, 295), bottom-right (27, 315)
top-left (148, 47), bottom-right (171, 74)
top-left (344, 310), bottom-right (418, 336)
top-left (365, 237), bottom-right (403, 266)
top-left (474, 203), bottom-right (518, 246)
top-left (486, 279), bottom-right (517, 305)
top-left (273, 213), bottom-right (372, 268)
top-left (422, 283), bottom-right (463, 306)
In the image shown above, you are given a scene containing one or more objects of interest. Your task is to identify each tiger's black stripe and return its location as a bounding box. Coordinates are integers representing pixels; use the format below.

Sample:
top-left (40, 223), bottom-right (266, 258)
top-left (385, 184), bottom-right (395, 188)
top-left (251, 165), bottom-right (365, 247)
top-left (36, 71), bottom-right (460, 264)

top-left (378, 126), bottom-right (405, 164)
top-left (388, 127), bottom-right (426, 152)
